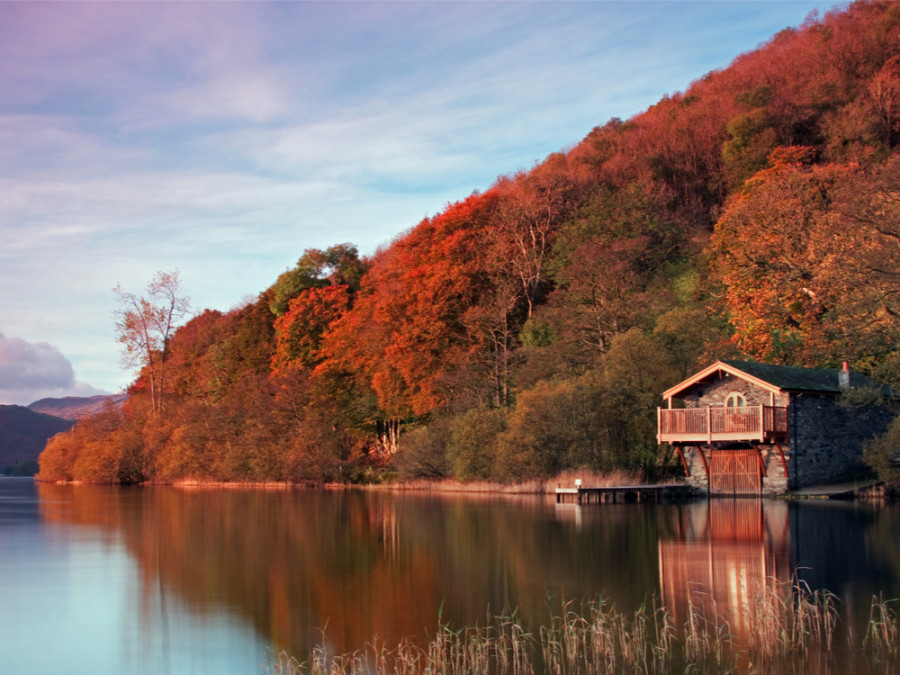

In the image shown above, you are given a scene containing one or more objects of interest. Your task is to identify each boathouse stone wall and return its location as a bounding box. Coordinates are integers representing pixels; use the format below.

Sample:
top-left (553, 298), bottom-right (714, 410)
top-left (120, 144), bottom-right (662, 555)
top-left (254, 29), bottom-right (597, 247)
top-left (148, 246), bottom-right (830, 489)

top-left (680, 445), bottom-right (790, 495)
top-left (678, 390), bottom-right (893, 493)
top-left (682, 374), bottom-right (790, 408)
top-left (788, 393), bottom-right (893, 489)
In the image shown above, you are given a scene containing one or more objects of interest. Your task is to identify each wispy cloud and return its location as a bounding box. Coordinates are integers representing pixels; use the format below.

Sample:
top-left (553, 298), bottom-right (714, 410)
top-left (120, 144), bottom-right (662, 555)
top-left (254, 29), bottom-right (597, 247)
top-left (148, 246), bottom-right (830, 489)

top-left (0, 333), bottom-right (107, 405)
top-left (0, 0), bottom-right (830, 398)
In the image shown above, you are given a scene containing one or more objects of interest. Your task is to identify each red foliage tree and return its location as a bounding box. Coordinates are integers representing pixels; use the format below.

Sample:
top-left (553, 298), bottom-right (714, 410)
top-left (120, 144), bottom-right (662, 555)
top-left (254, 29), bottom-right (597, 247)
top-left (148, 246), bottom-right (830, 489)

top-left (319, 192), bottom-right (501, 451)
top-left (272, 285), bottom-right (351, 371)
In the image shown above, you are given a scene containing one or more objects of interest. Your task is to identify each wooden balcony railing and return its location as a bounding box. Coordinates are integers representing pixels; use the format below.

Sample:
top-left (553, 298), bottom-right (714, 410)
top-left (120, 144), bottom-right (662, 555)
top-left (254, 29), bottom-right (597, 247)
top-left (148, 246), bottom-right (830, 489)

top-left (658, 406), bottom-right (788, 444)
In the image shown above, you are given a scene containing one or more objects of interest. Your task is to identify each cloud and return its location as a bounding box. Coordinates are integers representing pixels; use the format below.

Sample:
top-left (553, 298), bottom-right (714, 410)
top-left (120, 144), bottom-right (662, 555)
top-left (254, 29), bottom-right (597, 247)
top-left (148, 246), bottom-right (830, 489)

top-left (0, 0), bottom-right (828, 397)
top-left (0, 332), bottom-right (106, 406)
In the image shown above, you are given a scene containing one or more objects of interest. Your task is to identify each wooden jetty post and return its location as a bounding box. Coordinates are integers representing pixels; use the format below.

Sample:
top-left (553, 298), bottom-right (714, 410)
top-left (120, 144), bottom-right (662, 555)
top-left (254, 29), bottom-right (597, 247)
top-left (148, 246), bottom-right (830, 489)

top-left (555, 483), bottom-right (693, 504)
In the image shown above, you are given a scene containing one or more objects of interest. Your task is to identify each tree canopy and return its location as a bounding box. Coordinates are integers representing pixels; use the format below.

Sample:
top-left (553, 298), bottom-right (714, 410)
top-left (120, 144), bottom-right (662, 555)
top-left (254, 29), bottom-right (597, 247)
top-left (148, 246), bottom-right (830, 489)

top-left (39, 1), bottom-right (900, 487)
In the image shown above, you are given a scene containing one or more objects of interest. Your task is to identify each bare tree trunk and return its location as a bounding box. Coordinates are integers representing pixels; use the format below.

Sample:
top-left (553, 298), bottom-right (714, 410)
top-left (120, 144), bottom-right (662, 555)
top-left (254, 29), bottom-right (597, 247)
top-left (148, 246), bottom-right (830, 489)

top-left (114, 271), bottom-right (190, 414)
top-left (376, 418), bottom-right (401, 457)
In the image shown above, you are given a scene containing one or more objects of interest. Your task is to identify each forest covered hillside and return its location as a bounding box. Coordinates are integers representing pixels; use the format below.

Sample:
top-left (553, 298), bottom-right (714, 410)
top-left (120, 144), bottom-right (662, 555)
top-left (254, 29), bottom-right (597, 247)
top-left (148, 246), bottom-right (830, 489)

top-left (1, 405), bottom-right (73, 475)
top-left (38, 1), bottom-right (900, 486)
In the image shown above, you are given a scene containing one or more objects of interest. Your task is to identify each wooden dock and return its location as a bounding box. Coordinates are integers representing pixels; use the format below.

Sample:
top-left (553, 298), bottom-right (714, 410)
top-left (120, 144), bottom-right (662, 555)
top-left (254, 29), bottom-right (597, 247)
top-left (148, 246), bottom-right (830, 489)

top-left (555, 484), bottom-right (695, 504)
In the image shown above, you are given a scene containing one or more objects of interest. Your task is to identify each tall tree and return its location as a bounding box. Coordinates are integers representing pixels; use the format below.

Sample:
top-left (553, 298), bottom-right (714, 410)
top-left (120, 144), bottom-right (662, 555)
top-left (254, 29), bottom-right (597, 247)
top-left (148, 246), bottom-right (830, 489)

top-left (114, 270), bottom-right (190, 413)
top-left (319, 193), bottom-right (498, 452)
top-left (490, 153), bottom-right (589, 319)
top-left (268, 243), bottom-right (365, 317)
top-left (272, 285), bottom-right (351, 371)
top-left (710, 148), bottom-right (851, 364)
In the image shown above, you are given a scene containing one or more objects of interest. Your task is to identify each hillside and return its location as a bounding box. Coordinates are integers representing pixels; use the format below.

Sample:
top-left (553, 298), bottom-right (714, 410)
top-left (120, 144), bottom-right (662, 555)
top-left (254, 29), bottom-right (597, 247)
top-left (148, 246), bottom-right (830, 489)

top-left (0, 405), bottom-right (74, 475)
top-left (36, 1), bottom-right (900, 486)
top-left (29, 394), bottom-right (127, 421)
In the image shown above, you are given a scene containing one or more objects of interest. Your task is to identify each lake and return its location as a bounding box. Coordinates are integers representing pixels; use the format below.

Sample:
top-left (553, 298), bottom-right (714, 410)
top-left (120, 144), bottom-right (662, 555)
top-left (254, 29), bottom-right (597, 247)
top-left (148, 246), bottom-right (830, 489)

top-left (1, 477), bottom-right (898, 673)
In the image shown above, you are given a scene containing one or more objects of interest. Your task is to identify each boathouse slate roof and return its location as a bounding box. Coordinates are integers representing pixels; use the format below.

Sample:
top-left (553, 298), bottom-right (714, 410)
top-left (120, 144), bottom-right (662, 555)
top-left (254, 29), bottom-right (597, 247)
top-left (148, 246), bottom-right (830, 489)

top-left (719, 360), bottom-right (844, 394)
top-left (662, 359), bottom-right (857, 401)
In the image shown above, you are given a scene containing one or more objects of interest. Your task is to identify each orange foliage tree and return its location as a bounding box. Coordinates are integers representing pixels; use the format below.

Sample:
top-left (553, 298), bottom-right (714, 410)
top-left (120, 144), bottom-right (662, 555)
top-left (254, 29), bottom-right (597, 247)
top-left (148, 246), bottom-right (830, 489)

top-left (319, 193), bottom-right (502, 453)
top-left (710, 148), bottom-right (851, 364)
top-left (272, 285), bottom-right (351, 371)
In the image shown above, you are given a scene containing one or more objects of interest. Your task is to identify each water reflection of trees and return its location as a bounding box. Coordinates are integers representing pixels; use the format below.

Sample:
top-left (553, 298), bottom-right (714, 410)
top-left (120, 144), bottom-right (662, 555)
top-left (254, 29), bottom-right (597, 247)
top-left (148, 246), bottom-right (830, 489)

top-left (40, 484), bottom-right (900, 663)
top-left (37, 486), bottom-right (673, 659)
top-left (790, 501), bottom-right (900, 634)
top-left (40, 485), bottom-right (441, 657)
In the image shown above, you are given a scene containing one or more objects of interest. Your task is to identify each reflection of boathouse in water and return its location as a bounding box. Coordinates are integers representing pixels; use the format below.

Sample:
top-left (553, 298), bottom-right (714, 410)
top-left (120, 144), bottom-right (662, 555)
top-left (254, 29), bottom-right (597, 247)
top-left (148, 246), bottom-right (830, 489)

top-left (658, 360), bottom-right (892, 495)
top-left (658, 500), bottom-right (791, 645)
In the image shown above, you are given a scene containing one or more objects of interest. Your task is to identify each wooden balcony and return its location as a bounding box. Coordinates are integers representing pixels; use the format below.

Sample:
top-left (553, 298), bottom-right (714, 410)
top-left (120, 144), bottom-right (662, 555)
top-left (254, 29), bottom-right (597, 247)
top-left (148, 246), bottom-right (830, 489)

top-left (658, 406), bottom-right (788, 444)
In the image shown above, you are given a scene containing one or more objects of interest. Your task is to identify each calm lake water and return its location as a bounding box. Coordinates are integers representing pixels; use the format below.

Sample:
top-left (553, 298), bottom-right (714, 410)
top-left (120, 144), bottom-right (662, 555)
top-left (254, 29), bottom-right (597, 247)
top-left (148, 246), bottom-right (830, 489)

top-left (1, 477), bottom-right (898, 674)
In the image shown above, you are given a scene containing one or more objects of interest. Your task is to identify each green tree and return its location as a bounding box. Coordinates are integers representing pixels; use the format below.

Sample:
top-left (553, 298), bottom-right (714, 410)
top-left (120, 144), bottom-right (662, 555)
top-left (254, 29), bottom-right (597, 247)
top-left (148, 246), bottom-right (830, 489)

top-left (268, 243), bottom-right (365, 317)
top-left (393, 419), bottom-right (451, 480)
top-left (494, 375), bottom-right (605, 481)
top-left (448, 407), bottom-right (506, 481)
top-left (722, 93), bottom-right (778, 190)
top-left (863, 414), bottom-right (900, 489)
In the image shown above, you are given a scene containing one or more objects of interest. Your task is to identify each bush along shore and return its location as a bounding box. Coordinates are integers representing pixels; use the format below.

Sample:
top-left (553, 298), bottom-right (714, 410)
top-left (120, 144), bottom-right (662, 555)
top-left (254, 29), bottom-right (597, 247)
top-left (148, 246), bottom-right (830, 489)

top-left (262, 580), bottom-right (899, 675)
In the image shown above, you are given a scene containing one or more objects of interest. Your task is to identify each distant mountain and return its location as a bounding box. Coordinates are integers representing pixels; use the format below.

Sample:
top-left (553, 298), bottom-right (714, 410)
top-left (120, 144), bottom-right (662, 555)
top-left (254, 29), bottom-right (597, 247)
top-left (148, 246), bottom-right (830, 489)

top-left (29, 394), bottom-right (127, 421)
top-left (0, 405), bottom-right (74, 475)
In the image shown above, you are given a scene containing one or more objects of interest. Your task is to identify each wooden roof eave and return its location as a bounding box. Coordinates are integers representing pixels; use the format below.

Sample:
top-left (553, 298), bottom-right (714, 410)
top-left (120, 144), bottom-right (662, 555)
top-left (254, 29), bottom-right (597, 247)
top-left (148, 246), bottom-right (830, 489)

top-left (662, 360), bottom-right (784, 404)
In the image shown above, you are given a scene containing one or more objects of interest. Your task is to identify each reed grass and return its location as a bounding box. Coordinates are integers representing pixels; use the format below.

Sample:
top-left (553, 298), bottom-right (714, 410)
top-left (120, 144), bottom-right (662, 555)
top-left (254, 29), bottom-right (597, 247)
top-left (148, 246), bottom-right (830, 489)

top-left (536, 597), bottom-right (675, 673)
top-left (864, 593), bottom-right (899, 660)
top-left (261, 581), bottom-right (889, 675)
top-left (682, 590), bottom-right (732, 668)
top-left (740, 576), bottom-right (839, 661)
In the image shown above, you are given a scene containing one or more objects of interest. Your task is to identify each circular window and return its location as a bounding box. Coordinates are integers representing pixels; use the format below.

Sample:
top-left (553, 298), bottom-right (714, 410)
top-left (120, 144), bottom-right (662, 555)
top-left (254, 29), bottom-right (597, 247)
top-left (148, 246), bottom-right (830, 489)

top-left (725, 392), bottom-right (747, 408)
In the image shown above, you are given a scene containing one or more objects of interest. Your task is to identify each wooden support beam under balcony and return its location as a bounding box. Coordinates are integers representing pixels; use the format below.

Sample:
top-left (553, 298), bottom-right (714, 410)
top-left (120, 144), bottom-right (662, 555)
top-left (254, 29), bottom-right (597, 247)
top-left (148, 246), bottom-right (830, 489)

top-left (657, 405), bottom-right (789, 444)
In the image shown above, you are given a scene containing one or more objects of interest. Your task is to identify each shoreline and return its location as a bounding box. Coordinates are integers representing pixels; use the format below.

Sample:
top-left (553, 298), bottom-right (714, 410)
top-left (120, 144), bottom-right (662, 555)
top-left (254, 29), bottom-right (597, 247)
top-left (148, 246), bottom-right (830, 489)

top-left (33, 474), bottom-right (897, 502)
top-left (35, 468), bottom-right (649, 495)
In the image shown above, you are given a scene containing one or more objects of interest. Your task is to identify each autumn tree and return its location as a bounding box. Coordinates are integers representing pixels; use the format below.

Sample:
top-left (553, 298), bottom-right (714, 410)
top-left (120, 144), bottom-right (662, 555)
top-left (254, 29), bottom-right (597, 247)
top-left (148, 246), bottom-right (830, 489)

top-left (459, 270), bottom-right (522, 409)
top-left (713, 145), bottom-right (900, 374)
top-left (269, 243), bottom-right (365, 316)
top-left (710, 148), bottom-right (846, 364)
top-left (866, 56), bottom-right (900, 147)
top-left (40, 1), bottom-right (900, 486)
top-left (272, 285), bottom-right (351, 371)
top-left (319, 193), bottom-right (500, 453)
top-left (114, 270), bottom-right (190, 414)
top-left (827, 154), bottom-right (900, 378)
top-left (489, 153), bottom-right (589, 319)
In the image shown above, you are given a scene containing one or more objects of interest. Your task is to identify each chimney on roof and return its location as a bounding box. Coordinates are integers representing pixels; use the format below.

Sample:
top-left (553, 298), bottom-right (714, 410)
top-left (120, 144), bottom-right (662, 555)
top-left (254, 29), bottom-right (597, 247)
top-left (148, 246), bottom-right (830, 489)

top-left (839, 361), bottom-right (850, 391)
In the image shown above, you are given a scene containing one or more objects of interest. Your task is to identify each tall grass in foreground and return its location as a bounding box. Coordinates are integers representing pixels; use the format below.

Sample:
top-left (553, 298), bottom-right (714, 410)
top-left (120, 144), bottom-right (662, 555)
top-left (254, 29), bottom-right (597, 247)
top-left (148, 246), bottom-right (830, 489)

top-left (261, 581), bottom-right (898, 674)
top-left (864, 594), bottom-right (899, 662)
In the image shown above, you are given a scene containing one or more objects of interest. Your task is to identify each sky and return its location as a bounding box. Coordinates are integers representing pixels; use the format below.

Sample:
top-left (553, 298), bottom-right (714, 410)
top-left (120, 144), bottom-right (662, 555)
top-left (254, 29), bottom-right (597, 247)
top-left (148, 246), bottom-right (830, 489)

top-left (0, 0), bottom-right (836, 406)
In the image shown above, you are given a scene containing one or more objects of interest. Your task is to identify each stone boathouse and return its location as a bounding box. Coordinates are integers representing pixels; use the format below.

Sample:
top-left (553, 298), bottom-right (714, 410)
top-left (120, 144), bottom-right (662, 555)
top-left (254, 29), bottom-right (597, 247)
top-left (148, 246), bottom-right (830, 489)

top-left (658, 360), bottom-right (893, 496)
